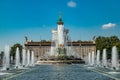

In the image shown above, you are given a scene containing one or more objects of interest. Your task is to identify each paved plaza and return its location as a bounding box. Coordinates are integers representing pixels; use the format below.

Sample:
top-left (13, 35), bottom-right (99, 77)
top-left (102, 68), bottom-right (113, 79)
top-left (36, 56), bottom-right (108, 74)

top-left (0, 65), bottom-right (115, 80)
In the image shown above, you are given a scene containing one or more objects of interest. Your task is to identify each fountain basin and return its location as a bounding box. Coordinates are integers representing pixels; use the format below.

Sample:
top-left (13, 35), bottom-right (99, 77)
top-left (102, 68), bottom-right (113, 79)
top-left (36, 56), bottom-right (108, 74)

top-left (0, 72), bottom-right (12, 75)
top-left (37, 60), bottom-right (85, 64)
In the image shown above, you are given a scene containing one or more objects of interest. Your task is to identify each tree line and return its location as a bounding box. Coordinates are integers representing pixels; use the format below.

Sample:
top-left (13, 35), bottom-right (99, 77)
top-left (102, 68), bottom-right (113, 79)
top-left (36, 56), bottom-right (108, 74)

top-left (95, 36), bottom-right (120, 59)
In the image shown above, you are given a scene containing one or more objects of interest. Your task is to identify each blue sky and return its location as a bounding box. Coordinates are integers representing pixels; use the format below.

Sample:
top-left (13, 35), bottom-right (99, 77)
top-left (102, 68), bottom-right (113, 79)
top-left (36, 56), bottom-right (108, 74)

top-left (0, 0), bottom-right (120, 51)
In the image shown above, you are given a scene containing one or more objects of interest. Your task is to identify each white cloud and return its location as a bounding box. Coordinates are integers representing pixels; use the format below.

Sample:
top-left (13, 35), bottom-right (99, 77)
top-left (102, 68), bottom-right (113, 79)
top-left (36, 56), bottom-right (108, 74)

top-left (102, 23), bottom-right (116, 29)
top-left (67, 0), bottom-right (76, 8)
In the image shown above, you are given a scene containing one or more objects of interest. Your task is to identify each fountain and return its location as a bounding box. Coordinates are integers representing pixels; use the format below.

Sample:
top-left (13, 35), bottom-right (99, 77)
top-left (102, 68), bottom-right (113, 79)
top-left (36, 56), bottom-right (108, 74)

top-left (102, 49), bottom-right (107, 68)
top-left (22, 49), bottom-right (26, 67)
top-left (38, 14), bottom-right (84, 64)
top-left (27, 50), bottom-right (30, 66)
top-left (96, 50), bottom-right (100, 66)
top-left (91, 51), bottom-right (95, 66)
top-left (50, 29), bottom-right (57, 56)
top-left (111, 46), bottom-right (119, 70)
top-left (49, 15), bottom-right (77, 59)
top-left (50, 45), bottom-right (55, 56)
top-left (2, 45), bottom-right (10, 70)
top-left (15, 47), bottom-right (21, 68)
top-left (88, 52), bottom-right (92, 65)
top-left (31, 51), bottom-right (35, 66)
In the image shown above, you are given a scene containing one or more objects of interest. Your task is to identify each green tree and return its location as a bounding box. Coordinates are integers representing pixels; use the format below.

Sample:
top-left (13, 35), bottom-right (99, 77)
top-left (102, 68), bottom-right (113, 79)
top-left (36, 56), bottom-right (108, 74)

top-left (96, 36), bottom-right (106, 51)
top-left (0, 51), bottom-right (4, 64)
top-left (107, 36), bottom-right (120, 59)
top-left (0, 51), bottom-right (4, 59)
top-left (10, 43), bottom-right (23, 61)
top-left (96, 36), bottom-right (120, 59)
top-left (116, 41), bottom-right (120, 58)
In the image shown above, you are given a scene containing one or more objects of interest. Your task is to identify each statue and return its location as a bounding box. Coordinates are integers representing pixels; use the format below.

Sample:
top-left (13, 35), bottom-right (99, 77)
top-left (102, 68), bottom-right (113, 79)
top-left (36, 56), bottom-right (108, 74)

top-left (58, 12), bottom-right (62, 21)
top-left (93, 36), bottom-right (96, 43)
top-left (93, 36), bottom-right (96, 41)
top-left (25, 36), bottom-right (28, 42)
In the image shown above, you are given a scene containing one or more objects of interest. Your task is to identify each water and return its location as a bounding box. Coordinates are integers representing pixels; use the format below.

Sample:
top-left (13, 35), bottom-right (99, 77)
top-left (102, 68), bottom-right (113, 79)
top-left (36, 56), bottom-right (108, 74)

top-left (49, 17), bottom-right (77, 58)
top-left (58, 25), bottom-right (64, 45)
top-left (2, 45), bottom-right (10, 70)
top-left (102, 49), bottom-right (107, 67)
top-left (31, 51), bottom-right (34, 66)
top-left (88, 51), bottom-right (95, 66)
top-left (50, 46), bottom-right (55, 56)
top-left (6, 65), bottom-right (114, 80)
top-left (67, 46), bottom-right (76, 57)
top-left (27, 50), bottom-right (30, 66)
top-left (92, 51), bottom-right (95, 65)
top-left (88, 52), bottom-right (92, 65)
top-left (111, 46), bottom-right (119, 70)
top-left (15, 47), bottom-right (20, 68)
top-left (96, 50), bottom-right (100, 66)
top-left (51, 30), bottom-right (58, 56)
top-left (22, 49), bottom-right (26, 67)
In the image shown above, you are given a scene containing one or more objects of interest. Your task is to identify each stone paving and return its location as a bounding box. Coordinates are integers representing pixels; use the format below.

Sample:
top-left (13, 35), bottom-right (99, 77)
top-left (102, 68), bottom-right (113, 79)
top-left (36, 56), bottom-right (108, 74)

top-left (0, 64), bottom-right (115, 80)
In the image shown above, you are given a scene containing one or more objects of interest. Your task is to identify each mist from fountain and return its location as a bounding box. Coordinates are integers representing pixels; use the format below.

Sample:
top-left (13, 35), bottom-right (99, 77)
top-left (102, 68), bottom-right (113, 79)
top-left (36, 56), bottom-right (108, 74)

top-left (49, 39), bottom-right (77, 58)
top-left (67, 46), bottom-right (75, 57)
top-left (15, 47), bottom-right (21, 68)
top-left (2, 45), bottom-right (10, 70)
top-left (27, 50), bottom-right (30, 66)
top-left (66, 41), bottom-right (73, 57)
top-left (88, 52), bottom-right (92, 65)
top-left (22, 49), bottom-right (26, 67)
top-left (47, 16), bottom-right (78, 59)
top-left (31, 51), bottom-right (35, 66)
top-left (111, 46), bottom-right (119, 70)
top-left (102, 49), bottom-right (107, 67)
top-left (91, 51), bottom-right (95, 66)
top-left (69, 42), bottom-right (78, 58)
top-left (96, 50), bottom-right (100, 66)
top-left (50, 46), bottom-right (55, 56)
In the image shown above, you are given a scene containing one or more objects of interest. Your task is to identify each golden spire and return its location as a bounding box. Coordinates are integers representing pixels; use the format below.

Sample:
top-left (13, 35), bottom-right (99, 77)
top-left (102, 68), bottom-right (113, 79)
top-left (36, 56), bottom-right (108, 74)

top-left (59, 12), bottom-right (62, 21)
top-left (57, 12), bottom-right (64, 25)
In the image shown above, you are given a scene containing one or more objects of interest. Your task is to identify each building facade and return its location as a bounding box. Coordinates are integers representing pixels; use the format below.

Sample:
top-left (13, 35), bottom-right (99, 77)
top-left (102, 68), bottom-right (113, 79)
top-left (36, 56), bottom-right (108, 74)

top-left (25, 41), bottom-right (96, 62)
top-left (24, 15), bottom-right (96, 62)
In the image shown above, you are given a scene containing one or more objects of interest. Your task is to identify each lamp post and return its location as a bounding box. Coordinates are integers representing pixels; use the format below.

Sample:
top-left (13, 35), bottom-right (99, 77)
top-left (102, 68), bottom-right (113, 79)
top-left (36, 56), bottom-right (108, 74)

top-left (39, 39), bottom-right (41, 61)
top-left (79, 42), bottom-right (83, 59)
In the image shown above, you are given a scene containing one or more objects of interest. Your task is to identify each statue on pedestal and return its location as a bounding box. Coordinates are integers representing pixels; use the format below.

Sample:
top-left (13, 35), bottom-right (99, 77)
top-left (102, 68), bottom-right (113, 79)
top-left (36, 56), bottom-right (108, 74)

top-left (25, 36), bottom-right (28, 42)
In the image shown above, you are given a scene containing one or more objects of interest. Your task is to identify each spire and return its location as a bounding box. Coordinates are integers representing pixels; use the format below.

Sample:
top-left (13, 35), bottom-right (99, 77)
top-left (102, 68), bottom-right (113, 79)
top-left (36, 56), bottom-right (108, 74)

top-left (59, 12), bottom-right (62, 21)
top-left (57, 12), bottom-right (64, 25)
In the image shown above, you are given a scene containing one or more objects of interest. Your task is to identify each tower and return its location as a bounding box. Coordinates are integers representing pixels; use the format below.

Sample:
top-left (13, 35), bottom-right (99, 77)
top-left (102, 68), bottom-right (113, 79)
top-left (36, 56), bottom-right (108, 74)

top-left (57, 14), bottom-right (64, 48)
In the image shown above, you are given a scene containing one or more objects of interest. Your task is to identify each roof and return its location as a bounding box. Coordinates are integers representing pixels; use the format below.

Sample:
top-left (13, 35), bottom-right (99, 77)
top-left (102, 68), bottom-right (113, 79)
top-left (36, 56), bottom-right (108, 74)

top-left (25, 41), bottom-right (96, 46)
